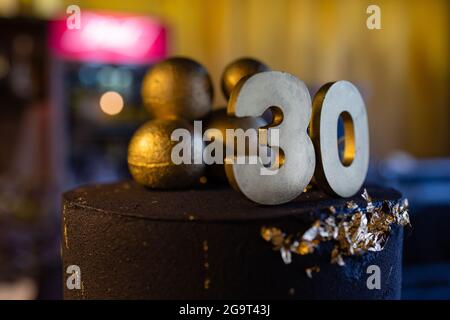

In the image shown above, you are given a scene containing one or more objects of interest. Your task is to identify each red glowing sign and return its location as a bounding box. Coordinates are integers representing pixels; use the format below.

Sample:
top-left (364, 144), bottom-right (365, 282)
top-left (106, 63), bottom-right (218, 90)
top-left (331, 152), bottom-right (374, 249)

top-left (49, 11), bottom-right (167, 64)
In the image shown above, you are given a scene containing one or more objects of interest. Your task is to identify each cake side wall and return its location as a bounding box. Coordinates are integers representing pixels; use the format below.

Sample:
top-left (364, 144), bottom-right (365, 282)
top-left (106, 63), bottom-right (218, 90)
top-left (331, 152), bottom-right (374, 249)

top-left (62, 200), bottom-right (403, 300)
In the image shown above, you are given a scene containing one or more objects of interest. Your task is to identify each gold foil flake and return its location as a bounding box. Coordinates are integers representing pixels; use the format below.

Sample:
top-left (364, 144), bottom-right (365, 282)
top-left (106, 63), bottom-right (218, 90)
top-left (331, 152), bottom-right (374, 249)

top-left (362, 188), bottom-right (375, 212)
top-left (320, 217), bottom-right (338, 238)
top-left (81, 280), bottom-right (85, 297)
top-left (63, 212), bottom-right (69, 250)
top-left (260, 227), bottom-right (299, 263)
top-left (305, 266), bottom-right (320, 278)
top-left (63, 224), bottom-right (69, 250)
top-left (202, 240), bottom-right (211, 290)
top-left (346, 201), bottom-right (358, 210)
top-left (204, 278), bottom-right (211, 290)
top-left (295, 241), bottom-right (315, 255)
top-left (392, 199), bottom-right (411, 226)
top-left (260, 226), bottom-right (273, 241)
top-left (261, 227), bottom-right (283, 243)
top-left (301, 221), bottom-right (320, 241)
top-left (361, 188), bottom-right (372, 202)
top-left (261, 190), bottom-right (411, 269)
top-left (280, 247), bottom-right (292, 264)
top-left (331, 246), bottom-right (345, 266)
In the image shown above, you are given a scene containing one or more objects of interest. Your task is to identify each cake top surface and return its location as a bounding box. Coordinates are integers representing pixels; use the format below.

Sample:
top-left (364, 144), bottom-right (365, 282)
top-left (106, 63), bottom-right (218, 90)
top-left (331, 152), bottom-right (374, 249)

top-left (63, 181), bottom-right (402, 222)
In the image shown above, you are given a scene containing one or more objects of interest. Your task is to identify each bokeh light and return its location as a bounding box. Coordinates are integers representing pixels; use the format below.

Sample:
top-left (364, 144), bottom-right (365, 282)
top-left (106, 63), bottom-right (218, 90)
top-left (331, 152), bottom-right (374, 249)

top-left (99, 91), bottom-right (124, 116)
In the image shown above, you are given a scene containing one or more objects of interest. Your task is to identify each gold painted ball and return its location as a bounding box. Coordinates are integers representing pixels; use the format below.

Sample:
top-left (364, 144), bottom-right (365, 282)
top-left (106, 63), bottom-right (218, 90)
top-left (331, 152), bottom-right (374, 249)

top-left (221, 57), bottom-right (270, 100)
top-left (141, 57), bottom-right (214, 121)
top-left (204, 108), bottom-right (267, 183)
top-left (128, 119), bottom-right (205, 188)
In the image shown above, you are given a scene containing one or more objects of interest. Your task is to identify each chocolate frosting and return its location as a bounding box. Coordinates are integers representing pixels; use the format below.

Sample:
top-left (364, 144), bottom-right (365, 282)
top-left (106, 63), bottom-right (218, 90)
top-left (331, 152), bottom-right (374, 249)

top-left (62, 181), bottom-right (403, 299)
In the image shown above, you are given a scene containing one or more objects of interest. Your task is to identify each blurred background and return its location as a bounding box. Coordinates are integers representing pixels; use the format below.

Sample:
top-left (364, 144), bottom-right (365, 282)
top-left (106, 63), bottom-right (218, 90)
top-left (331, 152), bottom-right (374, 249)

top-left (0, 0), bottom-right (448, 299)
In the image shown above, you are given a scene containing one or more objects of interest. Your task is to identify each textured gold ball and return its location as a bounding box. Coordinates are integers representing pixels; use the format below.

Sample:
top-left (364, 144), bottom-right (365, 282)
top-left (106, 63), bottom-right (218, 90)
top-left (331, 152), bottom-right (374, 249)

top-left (221, 57), bottom-right (270, 100)
top-left (141, 57), bottom-right (214, 121)
top-left (128, 119), bottom-right (205, 188)
top-left (204, 108), bottom-right (267, 183)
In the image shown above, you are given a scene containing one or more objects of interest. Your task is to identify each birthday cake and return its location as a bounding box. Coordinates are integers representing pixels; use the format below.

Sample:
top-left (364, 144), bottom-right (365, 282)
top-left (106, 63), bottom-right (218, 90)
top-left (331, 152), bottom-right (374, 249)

top-left (61, 57), bottom-right (410, 299)
top-left (62, 182), bottom-right (408, 299)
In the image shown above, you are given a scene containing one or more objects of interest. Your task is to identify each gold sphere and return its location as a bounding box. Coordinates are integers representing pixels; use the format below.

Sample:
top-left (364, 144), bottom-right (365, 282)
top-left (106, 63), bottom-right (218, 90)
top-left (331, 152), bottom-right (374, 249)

top-left (141, 57), bottom-right (214, 121)
top-left (204, 108), bottom-right (267, 183)
top-left (128, 119), bottom-right (205, 188)
top-left (221, 57), bottom-right (270, 100)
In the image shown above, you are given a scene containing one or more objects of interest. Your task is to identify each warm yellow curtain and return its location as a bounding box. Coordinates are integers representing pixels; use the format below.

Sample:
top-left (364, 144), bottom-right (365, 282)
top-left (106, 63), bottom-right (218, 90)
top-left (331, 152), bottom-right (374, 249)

top-left (64, 0), bottom-right (449, 158)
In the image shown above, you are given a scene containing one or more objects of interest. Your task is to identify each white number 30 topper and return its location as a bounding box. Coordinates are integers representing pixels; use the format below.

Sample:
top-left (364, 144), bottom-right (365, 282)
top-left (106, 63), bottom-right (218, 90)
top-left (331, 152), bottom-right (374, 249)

top-left (225, 71), bottom-right (369, 205)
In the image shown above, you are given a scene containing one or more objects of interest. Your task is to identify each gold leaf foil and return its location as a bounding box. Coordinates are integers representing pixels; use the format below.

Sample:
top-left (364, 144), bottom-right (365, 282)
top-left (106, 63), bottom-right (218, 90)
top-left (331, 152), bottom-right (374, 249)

top-left (260, 189), bottom-right (411, 270)
top-left (305, 266), bottom-right (321, 278)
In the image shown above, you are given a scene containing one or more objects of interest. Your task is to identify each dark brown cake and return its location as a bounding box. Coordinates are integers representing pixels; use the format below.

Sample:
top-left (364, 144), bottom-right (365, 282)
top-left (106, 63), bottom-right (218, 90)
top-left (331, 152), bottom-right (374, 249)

top-left (62, 181), bottom-right (405, 299)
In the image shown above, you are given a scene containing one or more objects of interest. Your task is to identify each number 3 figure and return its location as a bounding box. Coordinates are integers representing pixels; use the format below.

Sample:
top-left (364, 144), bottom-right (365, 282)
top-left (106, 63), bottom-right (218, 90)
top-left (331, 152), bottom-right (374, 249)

top-left (225, 71), bottom-right (315, 205)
